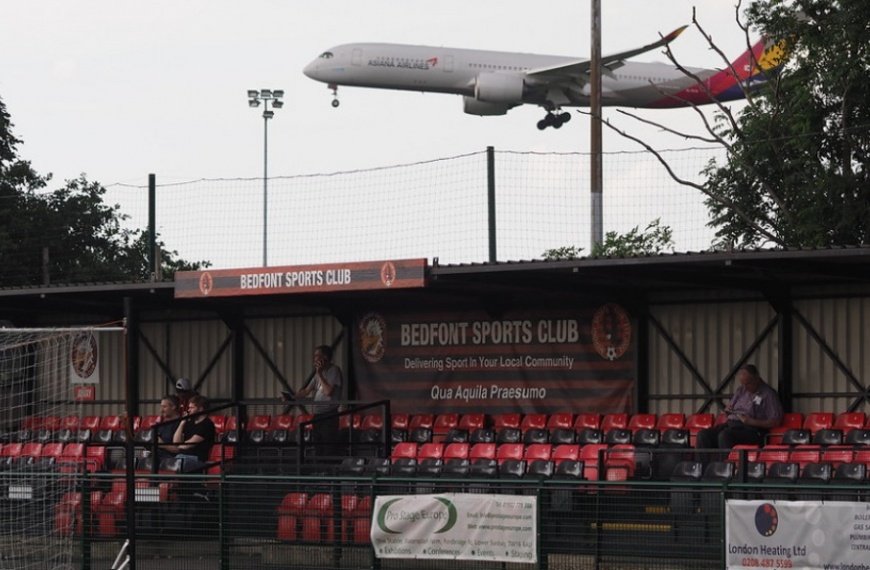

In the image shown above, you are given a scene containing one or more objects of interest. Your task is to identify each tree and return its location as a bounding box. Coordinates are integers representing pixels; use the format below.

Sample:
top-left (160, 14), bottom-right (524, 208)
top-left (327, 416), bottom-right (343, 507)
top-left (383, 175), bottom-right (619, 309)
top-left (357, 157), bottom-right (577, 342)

top-left (0, 96), bottom-right (208, 286)
top-left (608, 0), bottom-right (870, 248)
top-left (543, 218), bottom-right (674, 260)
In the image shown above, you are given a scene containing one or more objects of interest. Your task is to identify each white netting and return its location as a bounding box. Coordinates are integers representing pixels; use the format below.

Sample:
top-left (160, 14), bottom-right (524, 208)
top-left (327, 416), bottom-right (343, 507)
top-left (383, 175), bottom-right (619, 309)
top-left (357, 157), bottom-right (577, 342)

top-left (0, 325), bottom-right (124, 569)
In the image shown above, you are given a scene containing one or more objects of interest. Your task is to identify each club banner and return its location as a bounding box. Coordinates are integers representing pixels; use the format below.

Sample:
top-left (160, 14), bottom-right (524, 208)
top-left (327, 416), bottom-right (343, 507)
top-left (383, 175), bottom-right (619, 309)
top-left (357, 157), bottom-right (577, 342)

top-left (371, 493), bottom-right (536, 563)
top-left (353, 303), bottom-right (636, 414)
top-left (726, 499), bottom-right (870, 570)
top-left (69, 330), bottom-right (100, 385)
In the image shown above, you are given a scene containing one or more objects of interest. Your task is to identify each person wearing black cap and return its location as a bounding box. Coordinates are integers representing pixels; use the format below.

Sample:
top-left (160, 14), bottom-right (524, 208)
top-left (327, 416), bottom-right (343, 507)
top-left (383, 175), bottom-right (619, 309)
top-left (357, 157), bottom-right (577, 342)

top-left (175, 377), bottom-right (197, 416)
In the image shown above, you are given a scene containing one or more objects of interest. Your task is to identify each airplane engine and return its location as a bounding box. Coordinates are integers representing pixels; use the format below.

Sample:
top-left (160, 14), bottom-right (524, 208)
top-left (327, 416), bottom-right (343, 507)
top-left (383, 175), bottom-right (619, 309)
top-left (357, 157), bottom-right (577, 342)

top-left (462, 96), bottom-right (513, 116)
top-left (473, 72), bottom-right (525, 103)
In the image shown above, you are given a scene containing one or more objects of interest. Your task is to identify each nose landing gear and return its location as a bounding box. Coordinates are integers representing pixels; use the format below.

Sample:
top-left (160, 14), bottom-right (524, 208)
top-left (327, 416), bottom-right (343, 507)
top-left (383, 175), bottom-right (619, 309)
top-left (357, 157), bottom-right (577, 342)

top-left (329, 84), bottom-right (340, 108)
top-left (537, 112), bottom-right (571, 130)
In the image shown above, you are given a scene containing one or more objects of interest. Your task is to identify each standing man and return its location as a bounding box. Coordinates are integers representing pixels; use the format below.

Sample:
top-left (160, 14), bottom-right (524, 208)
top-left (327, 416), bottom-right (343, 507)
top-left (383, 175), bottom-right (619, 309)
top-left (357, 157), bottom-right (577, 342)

top-left (696, 364), bottom-right (784, 449)
top-left (292, 345), bottom-right (343, 457)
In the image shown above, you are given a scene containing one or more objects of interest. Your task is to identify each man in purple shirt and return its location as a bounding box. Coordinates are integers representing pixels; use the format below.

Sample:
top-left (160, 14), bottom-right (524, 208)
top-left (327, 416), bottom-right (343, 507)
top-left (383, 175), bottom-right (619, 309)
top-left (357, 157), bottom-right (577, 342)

top-left (696, 364), bottom-right (784, 449)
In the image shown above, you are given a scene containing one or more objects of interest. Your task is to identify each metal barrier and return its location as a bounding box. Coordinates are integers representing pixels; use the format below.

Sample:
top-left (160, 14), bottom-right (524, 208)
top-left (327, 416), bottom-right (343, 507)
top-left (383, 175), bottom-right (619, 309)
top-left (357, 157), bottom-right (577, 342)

top-left (1, 458), bottom-right (868, 570)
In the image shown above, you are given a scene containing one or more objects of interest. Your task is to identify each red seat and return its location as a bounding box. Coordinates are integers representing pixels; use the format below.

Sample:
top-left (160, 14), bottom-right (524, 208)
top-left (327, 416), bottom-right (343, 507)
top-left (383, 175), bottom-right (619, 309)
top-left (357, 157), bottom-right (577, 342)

top-left (338, 414), bottom-right (361, 431)
top-left (525, 443), bottom-right (553, 462)
top-left (417, 443), bottom-right (444, 460)
top-left (40, 442), bottom-right (65, 466)
top-left (802, 412), bottom-right (833, 434)
top-left (80, 415), bottom-right (101, 431)
top-left (433, 414), bottom-right (459, 441)
top-left (757, 444), bottom-right (790, 468)
top-left (834, 412), bottom-right (866, 432)
top-left (469, 442), bottom-right (496, 460)
top-left (627, 413), bottom-right (656, 433)
top-left (496, 443), bottom-right (524, 464)
top-left (767, 412), bottom-right (804, 444)
top-left (277, 492), bottom-right (308, 541)
top-left (604, 444), bottom-right (636, 481)
top-left (60, 415), bottom-right (80, 431)
top-left (390, 413), bottom-right (409, 430)
top-left (269, 414), bottom-right (295, 431)
top-left (580, 443), bottom-right (608, 481)
top-left (58, 443), bottom-right (85, 472)
top-left (552, 444), bottom-right (581, 465)
top-left (444, 443), bottom-right (469, 460)
top-left (789, 445), bottom-right (821, 469)
top-left (210, 415), bottom-right (227, 434)
top-left (54, 491), bottom-right (102, 537)
top-left (821, 446), bottom-right (854, 468)
top-left (726, 444), bottom-right (760, 466)
top-left (246, 414), bottom-right (271, 431)
top-left (302, 493), bottom-right (334, 542)
top-left (360, 414), bottom-right (384, 431)
top-left (19, 442), bottom-right (44, 466)
top-left (138, 415), bottom-right (160, 431)
top-left (573, 413), bottom-right (601, 431)
top-left (99, 415), bottom-right (122, 432)
top-left (42, 416), bottom-right (62, 431)
top-left (21, 416), bottom-right (44, 431)
top-left (86, 446), bottom-right (107, 472)
top-left (225, 416), bottom-right (239, 431)
top-left (684, 413), bottom-right (714, 446)
top-left (854, 448), bottom-right (870, 468)
top-left (391, 442), bottom-right (417, 461)
top-left (520, 414), bottom-right (547, 433)
top-left (351, 496), bottom-right (373, 544)
top-left (408, 414), bottom-right (434, 430)
top-left (458, 413), bottom-right (486, 432)
top-left (655, 413), bottom-right (685, 431)
top-left (600, 414), bottom-right (628, 433)
top-left (547, 413), bottom-right (574, 432)
top-left (492, 413), bottom-right (521, 431)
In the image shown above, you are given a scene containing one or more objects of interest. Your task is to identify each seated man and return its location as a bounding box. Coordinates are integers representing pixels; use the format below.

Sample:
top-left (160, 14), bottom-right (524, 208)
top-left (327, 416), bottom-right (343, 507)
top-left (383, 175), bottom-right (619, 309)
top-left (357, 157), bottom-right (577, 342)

top-left (172, 394), bottom-right (215, 472)
top-left (696, 364), bottom-right (784, 449)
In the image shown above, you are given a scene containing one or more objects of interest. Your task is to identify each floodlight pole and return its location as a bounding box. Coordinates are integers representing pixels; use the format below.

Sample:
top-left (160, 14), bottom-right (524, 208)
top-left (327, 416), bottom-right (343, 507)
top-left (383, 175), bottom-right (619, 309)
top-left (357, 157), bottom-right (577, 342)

top-left (247, 89), bottom-right (284, 267)
top-left (590, 0), bottom-right (603, 250)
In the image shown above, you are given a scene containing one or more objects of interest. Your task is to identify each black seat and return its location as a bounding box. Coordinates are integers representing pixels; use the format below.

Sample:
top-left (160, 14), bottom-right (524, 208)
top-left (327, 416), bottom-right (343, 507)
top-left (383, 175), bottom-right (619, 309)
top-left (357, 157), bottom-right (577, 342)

top-left (604, 428), bottom-right (631, 445)
top-left (498, 459), bottom-right (525, 479)
top-left (811, 429), bottom-right (843, 446)
top-left (443, 428), bottom-right (469, 444)
top-left (469, 428), bottom-right (495, 444)
top-left (797, 462), bottom-right (831, 500)
top-left (391, 457), bottom-right (417, 477)
top-left (830, 463), bottom-right (865, 501)
top-left (408, 428), bottom-right (432, 444)
top-left (495, 428), bottom-right (521, 444)
top-left (844, 429), bottom-right (870, 446)
top-left (365, 457), bottom-right (391, 476)
top-left (549, 429), bottom-right (576, 445)
top-left (576, 429), bottom-right (603, 445)
top-left (669, 460), bottom-right (703, 515)
top-left (660, 428), bottom-right (690, 448)
top-left (780, 429), bottom-right (811, 446)
top-left (553, 459), bottom-right (584, 480)
top-left (525, 459), bottom-right (554, 480)
top-left (440, 458), bottom-right (470, 478)
top-left (762, 462), bottom-right (799, 500)
top-left (522, 429), bottom-right (549, 445)
top-left (632, 428), bottom-right (660, 448)
top-left (416, 457), bottom-right (443, 478)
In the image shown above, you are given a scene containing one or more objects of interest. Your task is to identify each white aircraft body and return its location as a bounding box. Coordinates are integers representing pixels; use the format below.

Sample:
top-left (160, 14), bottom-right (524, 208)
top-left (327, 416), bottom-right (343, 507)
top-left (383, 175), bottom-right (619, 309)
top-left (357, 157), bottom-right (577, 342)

top-left (303, 27), bottom-right (778, 129)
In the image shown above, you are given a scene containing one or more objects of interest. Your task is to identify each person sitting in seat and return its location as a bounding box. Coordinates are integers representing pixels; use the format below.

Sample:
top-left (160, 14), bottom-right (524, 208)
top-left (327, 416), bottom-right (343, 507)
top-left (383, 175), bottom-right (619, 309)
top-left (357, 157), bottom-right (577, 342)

top-left (172, 394), bottom-right (215, 472)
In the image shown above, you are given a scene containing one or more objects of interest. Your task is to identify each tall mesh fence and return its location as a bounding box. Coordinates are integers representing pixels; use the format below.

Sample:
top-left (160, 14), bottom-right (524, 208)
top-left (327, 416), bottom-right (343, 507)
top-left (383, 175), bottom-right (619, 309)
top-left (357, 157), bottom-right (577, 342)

top-left (103, 147), bottom-right (723, 271)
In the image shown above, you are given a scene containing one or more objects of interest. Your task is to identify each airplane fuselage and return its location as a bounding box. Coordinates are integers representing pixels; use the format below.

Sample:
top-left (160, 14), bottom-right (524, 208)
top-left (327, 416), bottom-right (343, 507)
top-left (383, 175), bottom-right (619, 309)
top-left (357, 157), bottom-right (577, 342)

top-left (303, 43), bottom-right (737, 110)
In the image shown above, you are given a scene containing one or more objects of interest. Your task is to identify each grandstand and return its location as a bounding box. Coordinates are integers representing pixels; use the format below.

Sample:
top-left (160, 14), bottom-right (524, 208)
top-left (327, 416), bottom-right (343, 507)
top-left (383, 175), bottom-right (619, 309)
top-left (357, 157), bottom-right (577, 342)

top-left (0, 247), bottom-right (869, 569)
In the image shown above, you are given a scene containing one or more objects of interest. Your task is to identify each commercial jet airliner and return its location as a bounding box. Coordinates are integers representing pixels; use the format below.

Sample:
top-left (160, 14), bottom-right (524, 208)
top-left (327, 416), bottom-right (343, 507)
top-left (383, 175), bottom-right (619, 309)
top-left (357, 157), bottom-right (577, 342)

top-left (303, 28), bottom-right (780, 130)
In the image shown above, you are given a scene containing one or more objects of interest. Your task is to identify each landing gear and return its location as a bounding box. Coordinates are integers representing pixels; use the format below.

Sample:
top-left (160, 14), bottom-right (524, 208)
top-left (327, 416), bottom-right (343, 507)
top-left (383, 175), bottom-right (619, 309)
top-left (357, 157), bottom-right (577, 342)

top-left (329, 84), bottom-right (340, 108)
top-left (537, 112), bottom-right (571, 130)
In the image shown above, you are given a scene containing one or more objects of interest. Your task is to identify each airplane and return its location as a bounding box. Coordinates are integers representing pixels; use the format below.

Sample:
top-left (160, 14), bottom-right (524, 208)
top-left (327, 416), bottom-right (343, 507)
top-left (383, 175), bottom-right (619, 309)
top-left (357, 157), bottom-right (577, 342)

top-left (303, 28), bottom-right (780, 130)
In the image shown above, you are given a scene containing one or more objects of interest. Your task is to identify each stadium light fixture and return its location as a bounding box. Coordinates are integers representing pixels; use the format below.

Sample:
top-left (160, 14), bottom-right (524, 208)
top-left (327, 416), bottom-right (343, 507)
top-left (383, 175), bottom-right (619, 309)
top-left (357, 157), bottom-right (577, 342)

top-left (247, 88), bottom-right (284, 267)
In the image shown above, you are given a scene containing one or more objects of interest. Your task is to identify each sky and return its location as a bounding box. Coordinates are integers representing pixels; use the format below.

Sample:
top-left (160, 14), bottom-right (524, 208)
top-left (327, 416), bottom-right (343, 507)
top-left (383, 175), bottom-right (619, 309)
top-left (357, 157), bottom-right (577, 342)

top-left (0, 1), bottom-right (757, 265)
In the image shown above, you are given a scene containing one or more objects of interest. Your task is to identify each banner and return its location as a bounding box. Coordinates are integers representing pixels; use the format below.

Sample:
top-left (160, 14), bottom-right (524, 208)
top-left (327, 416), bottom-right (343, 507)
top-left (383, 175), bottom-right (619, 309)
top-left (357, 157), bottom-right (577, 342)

top-left (69, 330), bottom-right (100, 385)
top-left (353, 303), bottom-right (635, 414)
top-left (726, 499), bottom-right (870, 570)
top-left (371, 493), bottom-right (536, 563)
top-left (174, 258), bottom-right (426, 298)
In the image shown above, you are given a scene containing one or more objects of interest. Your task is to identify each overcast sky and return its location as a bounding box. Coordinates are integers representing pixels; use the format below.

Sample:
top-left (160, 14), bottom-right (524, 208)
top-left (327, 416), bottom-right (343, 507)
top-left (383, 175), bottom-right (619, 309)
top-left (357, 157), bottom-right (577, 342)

top-left (1, 0), bottom-right (753, 187)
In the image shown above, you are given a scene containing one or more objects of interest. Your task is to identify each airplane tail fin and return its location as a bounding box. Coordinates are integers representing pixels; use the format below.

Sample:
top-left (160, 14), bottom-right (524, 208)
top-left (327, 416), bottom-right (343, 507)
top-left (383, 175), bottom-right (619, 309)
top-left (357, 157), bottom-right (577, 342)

top-left (707, 36), bottom-right (786, 101)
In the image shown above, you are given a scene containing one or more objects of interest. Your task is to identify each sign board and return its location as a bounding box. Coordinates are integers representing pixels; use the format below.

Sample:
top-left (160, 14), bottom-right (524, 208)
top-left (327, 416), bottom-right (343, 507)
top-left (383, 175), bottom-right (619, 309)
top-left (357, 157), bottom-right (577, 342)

top-left (174, 258), bottom-right (427, 298)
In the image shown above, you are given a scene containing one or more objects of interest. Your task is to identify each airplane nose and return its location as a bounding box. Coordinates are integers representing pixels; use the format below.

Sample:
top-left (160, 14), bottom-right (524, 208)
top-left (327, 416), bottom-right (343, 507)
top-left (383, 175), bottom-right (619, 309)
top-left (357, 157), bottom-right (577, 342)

top-left (303, 60), bottom-right (318, 80)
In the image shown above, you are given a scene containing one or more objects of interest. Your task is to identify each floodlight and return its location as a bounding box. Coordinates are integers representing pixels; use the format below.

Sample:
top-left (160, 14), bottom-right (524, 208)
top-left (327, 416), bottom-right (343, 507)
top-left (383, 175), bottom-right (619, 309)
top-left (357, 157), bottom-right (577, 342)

top-left (272, 100), bottom-right (284, 109)
top-left (248, 99), bottom-right (261, 108)
top-left (273, 90), bottom-right (285, 99)
top-left (247, 89), bottom-right (259, 98)
top-left (260, 89), bottom-right (272, 98)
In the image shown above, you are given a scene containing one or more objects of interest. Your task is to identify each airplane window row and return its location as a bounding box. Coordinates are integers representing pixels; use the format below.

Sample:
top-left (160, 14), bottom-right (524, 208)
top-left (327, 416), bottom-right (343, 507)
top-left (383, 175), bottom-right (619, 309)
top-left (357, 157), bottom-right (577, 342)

top-left (468, 63), bottom-right (528, 72)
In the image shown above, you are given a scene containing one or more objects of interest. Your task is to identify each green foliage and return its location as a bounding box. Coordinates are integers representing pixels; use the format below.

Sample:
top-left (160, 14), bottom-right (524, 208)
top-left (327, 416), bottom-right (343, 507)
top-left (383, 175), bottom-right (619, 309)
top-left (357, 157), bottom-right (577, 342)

top-left (704, 0), bottom-right (870, 247)
top-left (542, 245), bottom-right (584, 260)
top-left (0, 96), bottom-right (208, 286)
top-left (542, 219), bottom-right (674, 260)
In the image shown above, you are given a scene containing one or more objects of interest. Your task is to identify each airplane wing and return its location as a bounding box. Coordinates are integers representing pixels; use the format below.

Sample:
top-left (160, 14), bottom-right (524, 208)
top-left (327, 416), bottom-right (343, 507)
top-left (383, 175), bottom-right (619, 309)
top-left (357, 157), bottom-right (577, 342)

top-left (526, 25), bottom-right (688, 84)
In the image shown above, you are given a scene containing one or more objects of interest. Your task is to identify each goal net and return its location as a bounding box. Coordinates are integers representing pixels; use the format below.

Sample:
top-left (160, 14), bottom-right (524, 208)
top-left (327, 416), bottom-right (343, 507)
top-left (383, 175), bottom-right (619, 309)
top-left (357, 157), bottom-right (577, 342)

top-left (0, 324), bottom-right (125, 569)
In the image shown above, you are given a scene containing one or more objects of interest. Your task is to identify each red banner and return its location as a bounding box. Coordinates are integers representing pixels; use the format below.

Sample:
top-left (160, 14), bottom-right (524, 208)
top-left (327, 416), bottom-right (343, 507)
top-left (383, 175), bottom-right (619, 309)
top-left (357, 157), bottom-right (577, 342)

top-left (175, 259), bottom-right (426, 298)
top-left (352, 303), bottom-right (636, 415)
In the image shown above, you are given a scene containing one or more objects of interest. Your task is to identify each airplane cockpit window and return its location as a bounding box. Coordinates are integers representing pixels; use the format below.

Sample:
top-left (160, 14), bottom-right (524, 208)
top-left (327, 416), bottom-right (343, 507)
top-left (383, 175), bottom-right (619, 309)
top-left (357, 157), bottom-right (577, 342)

top-left (320, 51), bottom-right (334, 59)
